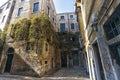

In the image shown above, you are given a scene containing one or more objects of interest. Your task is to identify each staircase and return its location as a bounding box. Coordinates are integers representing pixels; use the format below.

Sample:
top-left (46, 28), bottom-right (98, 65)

top-left (15, 48), bottom-right (43, 76)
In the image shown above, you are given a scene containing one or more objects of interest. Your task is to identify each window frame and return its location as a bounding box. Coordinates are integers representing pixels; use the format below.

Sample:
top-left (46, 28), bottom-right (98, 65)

top-left (1, 15), bottom-right (6, 23)
top-left (33, 2), bottom-right (39, 13)
top-left (70, 15), bottom-right (73, 19)
top-left (103, 7), bottom-right (120, 40)
top-left (60, 23), bottom-right (66, 32)
top-left (71, 23), bottom-right (75, 30)
top-left (60, 16), bottom-right (65, 19)
top-left (17, 7), bottom-right (23, 16)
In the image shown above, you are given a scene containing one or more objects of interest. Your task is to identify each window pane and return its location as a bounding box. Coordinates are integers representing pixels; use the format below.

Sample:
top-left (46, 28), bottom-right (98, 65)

top-left (117, 45), bottom-right (120, 58)
top-left (2, 15), bottom-right (6, 23)
top-left (17, 7), bottom-right (23, 16)
top-left (60, 23), bottom-right (65, 32)
top-left (21, 0), bottom-right (24, 2)
top-left (110, 43), bottom-right (120, 66)
top-left (107, 32), bottom-right (114, 40)
top-left (117, 25), bottom-right (120, 34)
top-left (33, 2), bottom-right (39, 12)
top-left (71, 23), bottom-right (74, 29)
top-left (103, 23), bottom-right (112, 34)
top-left (70, 15), bottom-right (73, 19)
top-left (113, 28), bottom-right (119, 36)
top-left (0, 8), bottom-right (3, 14)
top-left (115, 16), bottom-right (120, 26)
top-left (111, 21), bottom-right (116, 29)
top-left (60, 16), bottom-right (64, 19)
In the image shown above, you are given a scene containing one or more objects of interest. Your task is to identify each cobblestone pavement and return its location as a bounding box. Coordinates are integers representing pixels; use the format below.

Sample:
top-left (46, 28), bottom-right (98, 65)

top-left (0, 67), bottom-right (90, 80)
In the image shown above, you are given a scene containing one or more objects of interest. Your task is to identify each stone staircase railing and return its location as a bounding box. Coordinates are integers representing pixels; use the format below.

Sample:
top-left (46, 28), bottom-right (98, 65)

top-left (16, 49), bottom-right (43, 76)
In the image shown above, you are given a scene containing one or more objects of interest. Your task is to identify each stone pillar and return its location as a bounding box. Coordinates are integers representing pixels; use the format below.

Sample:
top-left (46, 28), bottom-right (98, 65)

top-left (97, 37), bottom-right (116, 80)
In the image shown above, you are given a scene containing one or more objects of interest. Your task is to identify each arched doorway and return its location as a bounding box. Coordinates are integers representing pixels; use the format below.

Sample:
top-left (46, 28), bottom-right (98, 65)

top-left (4, 47), bottom-right (14, 73)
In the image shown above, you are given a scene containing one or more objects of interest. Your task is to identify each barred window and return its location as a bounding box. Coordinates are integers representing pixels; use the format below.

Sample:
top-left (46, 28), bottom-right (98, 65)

top-left (103, 5), bottom-right (120, 40)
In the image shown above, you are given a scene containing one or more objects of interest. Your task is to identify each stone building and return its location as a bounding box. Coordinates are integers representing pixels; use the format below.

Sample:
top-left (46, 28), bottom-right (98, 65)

top-left (0, 0), bottom-right (60, 77)
top-left (10, 0), bottom-right (57, 28)
top-left (76, 0), bottom-right (120, 80)
top-left (0, 0), bottom-right (15, 30)
top-left (56, 12), bottom-right (84, 68)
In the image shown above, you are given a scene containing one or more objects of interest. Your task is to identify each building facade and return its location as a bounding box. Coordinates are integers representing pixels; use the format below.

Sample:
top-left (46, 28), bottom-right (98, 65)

top-left (0, 0), bottom-right (60, 77)
top-left (76, 0), bottom-right (120, 80)
top-left (56, 12), bottom-right (85, 68)
top-left (57, 12), bottom-right (79, 32)
top-left (0, 0), bottom-right (15, 30)
top-left (10, 0), bottom-right (57, 29)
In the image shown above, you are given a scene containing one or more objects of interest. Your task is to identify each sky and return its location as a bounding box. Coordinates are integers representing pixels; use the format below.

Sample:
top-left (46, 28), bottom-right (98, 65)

top-left (53, 0), bottom-right (76, 13)
top-left (0, 0), bottom-right (76, 13)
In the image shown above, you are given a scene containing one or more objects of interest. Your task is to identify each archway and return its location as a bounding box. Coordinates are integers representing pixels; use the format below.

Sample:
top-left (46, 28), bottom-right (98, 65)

top-left (4, 47), bottom-right (14, 73)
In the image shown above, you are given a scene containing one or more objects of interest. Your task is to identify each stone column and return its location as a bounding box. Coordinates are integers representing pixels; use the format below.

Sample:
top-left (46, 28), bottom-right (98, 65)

top-left (97, 37), bottom-right (117, 80)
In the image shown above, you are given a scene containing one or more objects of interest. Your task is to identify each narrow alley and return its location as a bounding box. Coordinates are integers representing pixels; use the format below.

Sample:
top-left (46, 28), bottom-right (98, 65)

top-left (0, 0), bottom-right (120, 80)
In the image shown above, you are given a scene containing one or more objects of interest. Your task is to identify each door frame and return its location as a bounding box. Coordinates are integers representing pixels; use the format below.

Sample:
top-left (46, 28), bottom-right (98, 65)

top-left (4, 47), bottom-right (14, 73)
top-left (92, 41), bottom-right (105, 80)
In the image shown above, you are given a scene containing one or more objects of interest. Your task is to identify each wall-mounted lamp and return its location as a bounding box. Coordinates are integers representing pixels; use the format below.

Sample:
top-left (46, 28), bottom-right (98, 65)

top-left (90, 13), bottom-right (98, 31)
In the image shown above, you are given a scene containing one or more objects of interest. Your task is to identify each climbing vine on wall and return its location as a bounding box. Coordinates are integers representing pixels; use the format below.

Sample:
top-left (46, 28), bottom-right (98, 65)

top-left (9, 13), bottom-right (59, 55)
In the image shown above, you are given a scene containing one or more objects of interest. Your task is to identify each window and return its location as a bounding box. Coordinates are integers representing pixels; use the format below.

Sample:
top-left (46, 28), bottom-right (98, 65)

top-left (53, 18), bottom-right (54, 22)
top-left (0, 8), bottom-right (3, 14)
top-left (60, 23), bottom-right (65, 32)
top-left (6, 2), bottom-right (11, 9)
top-left (33, 2), bottom-right (39, 12)
top-left (70, 15), bottom-right (73, 19)
top-left (45, 61), bottom-right (48, 64)
top-left (71, 23), bottom-right (75, 30)
top-left (1, 15), bottom-right (6, 23)
top-left (103, 5), bottom-right (120, 40)
top-left (60, 16), bottom-right (64, 19)
top-left (109, 43), bottom-right (120, 66)
top-left (47, 6), bottom-right (50, 15)
top-left (17, 7), bottom-right (23, 16)
top-left (21, 0), bottom-right (24, 2)
top-left (71, 37), bottom-right (75, 42)
top-left (46, 43), bottom-right (48, 51)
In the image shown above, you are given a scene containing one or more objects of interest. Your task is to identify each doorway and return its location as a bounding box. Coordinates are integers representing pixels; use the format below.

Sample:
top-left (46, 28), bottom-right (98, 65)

top-left (72, 51), bottom-right (79, 66)
top-left (4, 48), bottom-right (14, 73)
top-left (61, 52), bottom-right (67, 67)
top-left (93, 43), bottom-right (105, 80)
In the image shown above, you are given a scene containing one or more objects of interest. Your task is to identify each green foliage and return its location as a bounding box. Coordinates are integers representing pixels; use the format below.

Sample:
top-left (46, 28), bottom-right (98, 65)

top-left (29, 16), bottom-right (42, 42)
top-left (0, 30), bottom-right (7, 41)
top-left (9, 13), bottom-right (59, 54)
top-left (10, 18), bottom-right (31, 41)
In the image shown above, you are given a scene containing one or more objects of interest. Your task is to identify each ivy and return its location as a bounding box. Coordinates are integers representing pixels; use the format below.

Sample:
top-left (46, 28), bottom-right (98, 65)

top-left (9, 13), bottom-right (59, 55)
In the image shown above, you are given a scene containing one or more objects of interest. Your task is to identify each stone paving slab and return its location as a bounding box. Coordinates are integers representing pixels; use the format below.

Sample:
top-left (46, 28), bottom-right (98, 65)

top-left (0, 77), bottom-right (89, 80)
top-left (0, 68), bottom-right (90, 80)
